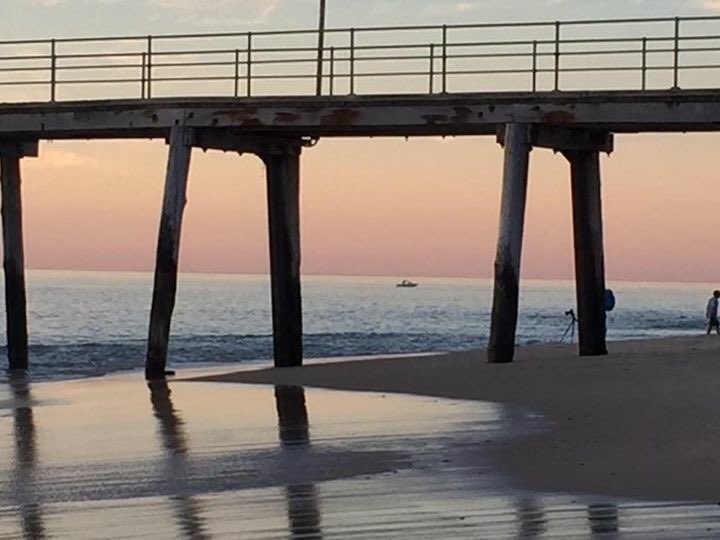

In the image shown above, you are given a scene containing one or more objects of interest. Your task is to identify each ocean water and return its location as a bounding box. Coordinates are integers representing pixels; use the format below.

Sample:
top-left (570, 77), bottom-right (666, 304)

top-left (0, 270), bottom-right (712, 381)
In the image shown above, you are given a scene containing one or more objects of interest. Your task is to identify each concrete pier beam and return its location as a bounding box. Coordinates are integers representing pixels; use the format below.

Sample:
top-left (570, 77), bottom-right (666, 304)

top-left (262, 141), bottom-right (303, 368)
top-left (145, 126), bottom-right (192, 379)
top-left (564, 149), bottom-right (608, 356)
top-left (488, 123), bottom-right (531, 363)
top-left (0, 142), bottom-right (37, 372)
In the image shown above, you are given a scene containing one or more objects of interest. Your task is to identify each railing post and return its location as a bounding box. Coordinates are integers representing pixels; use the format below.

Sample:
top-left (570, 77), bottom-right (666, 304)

top-left (246, 32), bottom-right (253, 97)
top-left (554, 21), bottom-right (561, 91)
top-left (147, 35), bottom-right (153, 99)
top-left (49, 39), bottom-right (56, 102)
top-left (315, 0), bottom-right (327, 96)
top-left (641, 37), bottom-right (647, 91)
top-left (532, 40), bottom-right (537, 92)
top-left (429, 43), bottom-right (435, 94)
top-left (234, 49), bottom-right (240, 97)
top-left (329, 46), bottom-right (335, 96)
top-left (442, 24), bottom-right (448, 93)
top-left (673, 17), bottom-right (680, 89)
top-left (141, 52), bottom-right (147, 99)
top-left (349, 28), bottom-right (355, 95)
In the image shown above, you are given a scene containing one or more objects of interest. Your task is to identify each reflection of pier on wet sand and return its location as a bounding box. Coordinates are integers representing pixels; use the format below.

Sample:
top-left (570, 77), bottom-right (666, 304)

top-left (0, 361), bottom-right (720, 537)
top-left (199, 335), bottom-right (720, 504)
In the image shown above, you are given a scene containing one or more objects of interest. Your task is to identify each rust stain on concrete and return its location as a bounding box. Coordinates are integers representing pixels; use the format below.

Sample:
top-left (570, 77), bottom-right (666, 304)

top-left (320, 109), bottom-right (361, 125)
top-left (422, 114), bottom-right (448, 124)
top-left (274, 112), bottom-right (301, 124)
top-left (211, 107), bottom-right (264, 126)
top-left (72, 111), bottom-right (93, 123)
top-left (543, 110), bottom-right (576, 124)
top-left (450, 107), bottom-right (473, 123)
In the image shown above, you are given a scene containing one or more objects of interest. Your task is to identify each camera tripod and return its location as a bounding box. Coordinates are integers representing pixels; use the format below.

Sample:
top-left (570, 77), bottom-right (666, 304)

top-left (560, 309), bottom-right (577, 343)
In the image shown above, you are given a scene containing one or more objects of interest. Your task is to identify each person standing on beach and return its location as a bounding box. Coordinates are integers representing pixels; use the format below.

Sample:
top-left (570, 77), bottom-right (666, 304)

top-left (706, 290), bottom-right (720, 334)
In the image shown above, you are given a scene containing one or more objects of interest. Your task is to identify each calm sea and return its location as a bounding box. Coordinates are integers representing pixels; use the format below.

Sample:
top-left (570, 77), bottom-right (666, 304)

top-left (0, 270), bottom-right (710, 381)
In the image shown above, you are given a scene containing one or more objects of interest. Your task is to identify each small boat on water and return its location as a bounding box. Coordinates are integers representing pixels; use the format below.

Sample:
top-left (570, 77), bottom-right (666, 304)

top-left (396, 279), bottom-right (418, 288)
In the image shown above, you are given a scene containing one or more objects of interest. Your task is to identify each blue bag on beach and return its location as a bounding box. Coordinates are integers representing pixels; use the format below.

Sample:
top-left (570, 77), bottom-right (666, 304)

top-left (604, 289), bottom-right (616, 312)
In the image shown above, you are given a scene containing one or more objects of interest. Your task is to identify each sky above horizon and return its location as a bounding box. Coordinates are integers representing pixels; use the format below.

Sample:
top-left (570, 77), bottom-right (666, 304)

top-left (4, 0), bottom-right (720, 282)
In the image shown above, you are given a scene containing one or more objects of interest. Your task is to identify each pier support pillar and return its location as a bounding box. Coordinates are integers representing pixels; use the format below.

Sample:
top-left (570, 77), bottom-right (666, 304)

top-left (146, 127), bottom-right (192, 379)
top-left (488, 123), bottom-right (531, 364)
top-left (0, 142), bottom-right (37, 372)
top-left (564, 149), bottom-right (608, 356)
top-left (262, 140), bottom-right (303, 368)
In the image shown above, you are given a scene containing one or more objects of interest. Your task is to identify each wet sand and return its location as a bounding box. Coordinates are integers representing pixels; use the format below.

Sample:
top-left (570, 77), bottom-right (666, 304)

top-left (1, 372), bottom-right (651, 538)
top-left (2, 339), bottom-right (720, 537)
top-left (192, 336), bottom-right (720, 502)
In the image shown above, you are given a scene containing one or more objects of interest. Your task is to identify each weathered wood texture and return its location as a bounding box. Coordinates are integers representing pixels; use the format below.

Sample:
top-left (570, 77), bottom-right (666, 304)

top-left (0, 156), bottom-right (28, 371)
top-left (488, 124), bottom-right (531, 363)
top-left (146, 126), bottom-right (192, 379)
top-left (2, 90), bottom-right (720, 140)
top-left (263, 142), bottom-right (303, 368)
top-left (565, 150), bottom-right (608, 356)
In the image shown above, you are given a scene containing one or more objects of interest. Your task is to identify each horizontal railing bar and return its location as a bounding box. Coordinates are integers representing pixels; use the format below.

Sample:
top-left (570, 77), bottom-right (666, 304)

top-left (3, 48), bottom-right (719, 75)
top-left (333, 15), bottom-right (720, 33)
top-left (0, 80), bottom-right (51, 86)
top-left (2, 14), bottom-right (720, 49)
top-left (52, 63), bottom-right (144, 71)
top-left (153, 73), bottom-right (309, 81)
top-left (0, 54), bottom-right (51, 61)
top-left (554, 65), bottom-right (656, 73)
top-left (8, 60), bottom-right (720, 88)
top-left (151, 58), bottom-right (307, 68)
top-left (2, 35), bottom-right (720, 63)
top-left (0, 66), bottom-right (52, 73)
top-left (150, 46), bottom-right (317, 56)
top-left (46, 77), bottom-right (143, 84)
top-left (558, 48), bottom-right (663, 57)
top-left (678, 63), bottom-right (720, 69)
top-left (3, 44), bottom-right (720, 70)
top-left (53, 51), bottom-right (144, 60)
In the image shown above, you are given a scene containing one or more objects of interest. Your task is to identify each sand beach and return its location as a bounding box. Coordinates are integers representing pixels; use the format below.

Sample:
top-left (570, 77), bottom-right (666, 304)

top-left (2, 337), bottom-right (720, 537)
top-left (193, 335), bottom-right (720, 503)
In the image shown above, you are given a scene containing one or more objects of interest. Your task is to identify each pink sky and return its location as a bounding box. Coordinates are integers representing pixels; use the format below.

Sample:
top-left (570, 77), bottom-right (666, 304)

top-left (13, 132), bottom-right (720, 283)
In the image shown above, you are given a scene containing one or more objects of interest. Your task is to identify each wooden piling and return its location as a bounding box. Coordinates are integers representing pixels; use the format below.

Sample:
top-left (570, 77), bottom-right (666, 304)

top-left (488, 123), bottom-right (531, 363)
top-left (565, 149), bottom-right (608, 356)
top-left (263, 141), bottom-right (303, 368)
top-left (0, 155), bottom-right (28, 371)
top-left (145, 126), bottom-right (192, 379)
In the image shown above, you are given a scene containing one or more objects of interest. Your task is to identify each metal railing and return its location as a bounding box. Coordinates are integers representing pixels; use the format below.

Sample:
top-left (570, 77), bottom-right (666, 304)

top-left (2, 15), bottom-right (720, 102)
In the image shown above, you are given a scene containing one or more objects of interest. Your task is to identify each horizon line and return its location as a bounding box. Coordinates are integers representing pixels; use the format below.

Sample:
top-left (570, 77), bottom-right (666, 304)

top-left (21, 267), bottom-right (720, 287)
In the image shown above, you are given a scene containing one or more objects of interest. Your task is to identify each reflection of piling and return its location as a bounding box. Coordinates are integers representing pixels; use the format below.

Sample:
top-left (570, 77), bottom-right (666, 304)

top-left (275, 385), bottom-right (310, 446)
top-left (274, 386), bottom-right (321, 539)
top-left (516, 497), bottom-right (547, 537)
top-left (147, 381), bottom-right (208, 540)
top-left (588, 503), bottom-right (618, 535)
top-left (10, 375), bottom-right (45, 539)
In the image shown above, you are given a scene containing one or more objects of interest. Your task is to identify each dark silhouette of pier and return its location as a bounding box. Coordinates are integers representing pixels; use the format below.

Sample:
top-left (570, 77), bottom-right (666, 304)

top-left (2, 15), bottom-right (720, 375)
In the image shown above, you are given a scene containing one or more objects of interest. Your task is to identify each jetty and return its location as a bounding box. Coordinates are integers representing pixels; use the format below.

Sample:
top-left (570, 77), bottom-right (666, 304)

top-left (1, 15), bottom-right (719, 377)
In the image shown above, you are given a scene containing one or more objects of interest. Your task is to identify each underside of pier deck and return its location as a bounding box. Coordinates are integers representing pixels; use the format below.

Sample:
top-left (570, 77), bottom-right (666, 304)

top-left (1, 90), bottom-right (720, 141)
